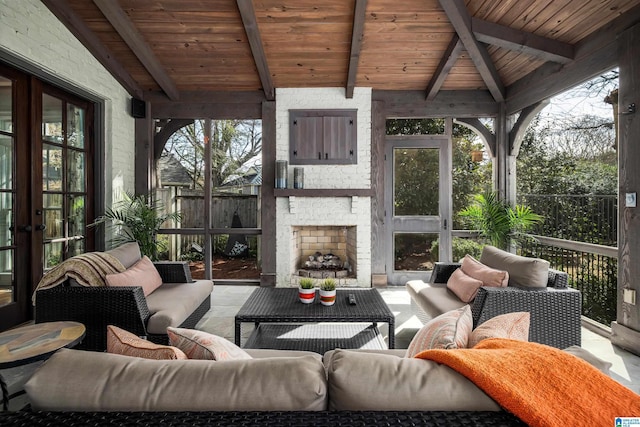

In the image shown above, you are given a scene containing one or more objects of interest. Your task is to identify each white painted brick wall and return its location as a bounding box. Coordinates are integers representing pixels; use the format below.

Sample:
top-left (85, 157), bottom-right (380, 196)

top-left (0, 0), bottom-right (135, 209)
top-left (275, 88), bottom-right (372, 287)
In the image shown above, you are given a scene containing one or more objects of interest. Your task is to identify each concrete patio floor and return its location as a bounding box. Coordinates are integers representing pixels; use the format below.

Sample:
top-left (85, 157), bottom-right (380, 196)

top-left (197, 285), bottom-right (640, 394)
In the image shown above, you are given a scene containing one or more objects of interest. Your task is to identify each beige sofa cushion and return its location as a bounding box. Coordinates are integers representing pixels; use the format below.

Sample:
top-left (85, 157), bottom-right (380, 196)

top-left (480, 245), bottom-right (550, 288)
top-left (406, 280), bottom-right (466, 319)
top-left (25, 348), bottom-right (328, 412)
top-left (105, 242), bottom-right (141, 269)
top-left (325, 349), bottom-right (500, 411)
top-left (145, 280), bottom-right (214, 334)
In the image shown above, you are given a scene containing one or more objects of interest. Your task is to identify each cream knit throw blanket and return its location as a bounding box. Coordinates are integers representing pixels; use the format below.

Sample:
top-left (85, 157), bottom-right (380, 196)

top-left (32, 252), bottom-right (126, 305)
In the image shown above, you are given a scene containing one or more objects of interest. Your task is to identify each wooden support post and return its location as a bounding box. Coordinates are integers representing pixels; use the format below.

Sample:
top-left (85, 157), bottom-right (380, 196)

top-left (612, 23), bottom-right (640, 356)
top-left (370, 100), bottom-right (386, 286)
top-left (134, 101), bottom-right (153, 195)
top-left (260, 101), bottom-right (277, 287)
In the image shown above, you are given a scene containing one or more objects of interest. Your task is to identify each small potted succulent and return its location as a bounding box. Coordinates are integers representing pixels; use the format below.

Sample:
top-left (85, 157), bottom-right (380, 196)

top-left (319, 278), bottom-right (337, 306)
top-left (298, 277), bottom-right (316, 304)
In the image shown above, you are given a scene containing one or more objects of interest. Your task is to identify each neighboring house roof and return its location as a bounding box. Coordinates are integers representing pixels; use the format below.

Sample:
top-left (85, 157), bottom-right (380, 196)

top-left (222, 165), bottom-right (262, 188)
top-left (159, 155), bottom-right (192, 187)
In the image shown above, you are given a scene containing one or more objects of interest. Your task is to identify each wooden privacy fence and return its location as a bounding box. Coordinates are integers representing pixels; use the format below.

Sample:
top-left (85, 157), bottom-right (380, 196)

top-left (157, 188), bottom-right (259, 229)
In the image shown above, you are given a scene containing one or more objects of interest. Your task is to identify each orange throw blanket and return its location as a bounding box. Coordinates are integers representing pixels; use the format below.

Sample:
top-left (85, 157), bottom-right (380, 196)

top-left (414, 338), bottom-right (640, 427)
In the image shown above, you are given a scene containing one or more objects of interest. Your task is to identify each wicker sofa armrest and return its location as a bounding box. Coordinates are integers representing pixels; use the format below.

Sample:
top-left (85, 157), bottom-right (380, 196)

top-left (35, 286), bottom-right (150, 351)
top-left (154, 261), bottom-right (193, 283)
top-left (428, 262), bottom-right (462, 284)
top-left (471, 286), bottom-right (581, 349)
top-left (547, 268), bottom-right (569, 288)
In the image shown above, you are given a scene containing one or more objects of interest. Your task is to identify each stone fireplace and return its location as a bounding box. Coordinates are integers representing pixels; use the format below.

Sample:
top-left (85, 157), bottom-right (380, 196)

top-left (292, 225), bottom-right (357, 280)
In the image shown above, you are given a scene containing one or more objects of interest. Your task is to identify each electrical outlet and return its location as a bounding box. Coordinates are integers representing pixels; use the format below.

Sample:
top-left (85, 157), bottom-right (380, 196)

top-left (624, 288), bottom-right (636, 305)
top-left (626, 192), bottom-right (637, 208)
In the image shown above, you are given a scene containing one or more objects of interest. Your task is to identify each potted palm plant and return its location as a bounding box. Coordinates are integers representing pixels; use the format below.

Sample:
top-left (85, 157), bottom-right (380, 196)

top-left (319, 278), bottom-right (337, 306)
top-left (460, 190), bottom-right (543, 250)
top-left (298, 277), bottom-right (316, 304)
top-left (91, 192), bottom-right (182, 261)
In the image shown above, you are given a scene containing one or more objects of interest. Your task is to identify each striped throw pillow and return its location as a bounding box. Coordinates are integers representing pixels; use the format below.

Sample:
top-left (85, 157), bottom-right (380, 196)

top-left (106, 325), bottom-right (187, 360)
top-left (167, 327), bottom-right (252, 361)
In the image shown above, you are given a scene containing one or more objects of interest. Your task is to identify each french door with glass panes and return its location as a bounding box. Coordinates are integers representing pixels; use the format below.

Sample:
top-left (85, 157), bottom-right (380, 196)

top-left (0, 64), bottom-right (94, 330)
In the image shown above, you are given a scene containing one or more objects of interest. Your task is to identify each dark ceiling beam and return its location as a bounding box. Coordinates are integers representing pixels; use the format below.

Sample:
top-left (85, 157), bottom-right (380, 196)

top-left (506, 3), bottom-right (640, 115)
top-left (346, 0), bottom-right (367, 99)
top-left (237, 0), bottom-right (275, 101)
top-left (472, 18), bottom-right (574, 64)
top-left (438, 0), bottom-right (505, 102)
top-left (154, 119), bottom-right (194, 160)
top-left (40, 0), bottom-right (143, 99)
top-left (93, 0), bottom-right (179, 101)
top-left (372, 90), bottom-right (499, 117)
top-left (425, 34), bottom-right (463, 101)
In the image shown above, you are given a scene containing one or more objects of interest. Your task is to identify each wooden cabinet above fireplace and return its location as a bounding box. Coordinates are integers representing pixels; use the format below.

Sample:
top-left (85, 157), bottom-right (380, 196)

top-left (289, 109), bottom-right (357, 165)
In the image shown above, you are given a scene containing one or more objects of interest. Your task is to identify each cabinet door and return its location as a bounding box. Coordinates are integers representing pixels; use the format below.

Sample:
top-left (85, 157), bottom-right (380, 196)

top-left (289, 109), bottom-right (357, 165)
top-left (291, 116), bottom-right (323, 164)
top-left (324, 115), bottom-right (356, 164)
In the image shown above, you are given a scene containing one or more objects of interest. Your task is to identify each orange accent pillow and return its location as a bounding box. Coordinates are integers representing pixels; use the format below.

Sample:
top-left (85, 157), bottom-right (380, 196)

top-left (405, 305), bottom-right (473, 357)
top-left (446, 268), bottom-right (484, 302)
top-left (105, 255), bottom-right (162, 296)
top-left (461, 254), bottom-right (509, 288)
top-left (468, 312), bottom-right (530, 347)
top-left (106, 325), bottom-right (187, 360)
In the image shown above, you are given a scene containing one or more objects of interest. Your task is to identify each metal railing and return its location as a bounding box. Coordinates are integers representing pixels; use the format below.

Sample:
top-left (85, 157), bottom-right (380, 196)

top-left (518, 194), bottom-right (617, 246)
top-left (519, 235), bottom-right (617, 326)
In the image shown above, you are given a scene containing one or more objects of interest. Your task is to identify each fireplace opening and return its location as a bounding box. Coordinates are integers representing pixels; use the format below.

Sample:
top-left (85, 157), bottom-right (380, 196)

top-left (291, 226), bottom-right (357, 279)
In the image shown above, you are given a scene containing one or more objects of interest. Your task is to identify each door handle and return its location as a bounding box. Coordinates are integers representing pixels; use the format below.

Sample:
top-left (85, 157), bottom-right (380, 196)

top-left (36, 224), bottom-right (46, 231)
top-left (19, 225), bottom-right (32, 232)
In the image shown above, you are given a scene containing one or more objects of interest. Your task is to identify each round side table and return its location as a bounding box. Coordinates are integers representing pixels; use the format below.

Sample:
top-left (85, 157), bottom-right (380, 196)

top-left (0, 321), bottom-right (86, 410)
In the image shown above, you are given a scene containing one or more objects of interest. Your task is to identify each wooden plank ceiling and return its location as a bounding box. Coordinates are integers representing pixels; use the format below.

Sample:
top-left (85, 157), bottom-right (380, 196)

top-left (45, 0), bottom-right (640, 103)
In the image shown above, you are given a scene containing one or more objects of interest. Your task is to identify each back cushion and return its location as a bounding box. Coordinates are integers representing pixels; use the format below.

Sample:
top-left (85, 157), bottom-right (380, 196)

top-left (326, 349), bottom-right (499, 411)
top-left (105, 242), bottom-right (142, 269)
top-left (480, 245), bottom-right (549, 288)
top-left (25, 348), bottom-right (328, 412)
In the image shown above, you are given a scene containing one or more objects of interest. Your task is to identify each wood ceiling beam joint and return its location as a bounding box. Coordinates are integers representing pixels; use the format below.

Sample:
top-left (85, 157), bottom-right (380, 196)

top-left (472, 18), bottom-right (574, 64)
top-left (425, 34), bottom-right (463, 101)
top-left (438, 0), bottom-right (505, 102)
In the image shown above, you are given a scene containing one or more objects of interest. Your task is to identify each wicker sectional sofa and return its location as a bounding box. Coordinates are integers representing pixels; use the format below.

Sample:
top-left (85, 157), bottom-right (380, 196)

top-left (14, 343), bottom-right (613, 426)
top-left (18, 346), bottom-right (527, 426)
top-left (406, 245), bottom-right (582, 349)
top-left (34, 242), bottom-right (213, 351)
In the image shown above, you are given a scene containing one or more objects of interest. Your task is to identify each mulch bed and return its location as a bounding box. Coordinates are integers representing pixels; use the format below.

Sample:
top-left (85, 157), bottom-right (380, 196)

top-left (189, 257), bottom-right (261, 280)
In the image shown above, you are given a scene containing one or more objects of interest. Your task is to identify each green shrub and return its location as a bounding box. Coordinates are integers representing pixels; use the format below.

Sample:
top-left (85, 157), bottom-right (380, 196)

top-left (431, 237), bottom-right (483, 262)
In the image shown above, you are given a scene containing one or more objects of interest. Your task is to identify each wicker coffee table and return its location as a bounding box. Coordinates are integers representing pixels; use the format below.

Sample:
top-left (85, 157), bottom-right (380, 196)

top-left (235, 288), bottom-right (395, 352)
